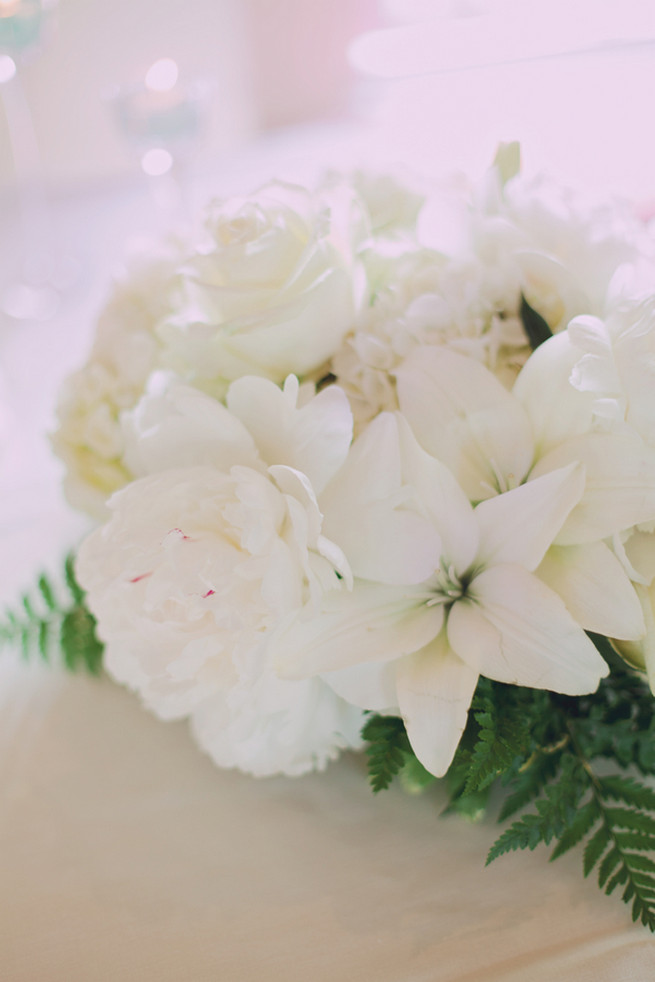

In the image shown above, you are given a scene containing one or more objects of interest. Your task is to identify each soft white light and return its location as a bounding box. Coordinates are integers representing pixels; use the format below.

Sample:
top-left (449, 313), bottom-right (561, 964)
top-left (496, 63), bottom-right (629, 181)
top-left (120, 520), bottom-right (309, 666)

top-left (141, 148), bottom-right (173, 176)
top-left (144, 58), bottom-right (179, 93)
top-left (0, 55), bottom-right (16, 84)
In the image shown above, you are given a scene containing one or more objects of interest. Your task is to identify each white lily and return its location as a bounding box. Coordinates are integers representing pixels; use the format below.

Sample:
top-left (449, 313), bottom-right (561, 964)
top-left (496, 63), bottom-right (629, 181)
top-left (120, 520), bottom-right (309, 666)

top-left (610, 530), bottom-right (655, 693)
top-left (395, 343), bottom-right (652, 642)
top-left (278, 413), bottom-right (608, 777)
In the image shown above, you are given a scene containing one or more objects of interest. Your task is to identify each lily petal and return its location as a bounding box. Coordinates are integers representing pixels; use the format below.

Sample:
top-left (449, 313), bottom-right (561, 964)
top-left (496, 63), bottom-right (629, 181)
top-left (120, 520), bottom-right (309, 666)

top-left (537, 542), bottom-right (645, 640)
top-left (322, 660), bottom-right (398, 712)
top-left (474, 463), bottom-right (585, 571)
top-left (531, 432), bottom-right (655, 544)
top-left (396, 635), bottom-right (478, 777)
top-left (394, 414), bottom-right (480, 576)
top-left (448, 564), bottom-right (608, 693)
top-left (396, 345), bottom-right (534, 501)
top-left (321, 414), bottom-right (442, 585)
top-left (276, 581), bottom-right (444, 679)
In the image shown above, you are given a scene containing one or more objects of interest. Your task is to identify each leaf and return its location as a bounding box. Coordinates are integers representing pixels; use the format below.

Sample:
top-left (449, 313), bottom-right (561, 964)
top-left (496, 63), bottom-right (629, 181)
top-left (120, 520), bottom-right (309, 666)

top-left (487, 813), bottom-right (544, 864)
top-left (37, 620), bottom-right (49, 661)
top-left (21, 595), bottom-right (36, 620)
top-left (615, 831), bottom-right (655, 852)
top-left (37, 574), bottom-right (57, 612)
top-left (0, 555), bottom-right (105, 676)
top-left (60, 606), bottom-right (104, 676)
top-left (464, 701), bottom-right (530, 794)
top-left (624, 854), bottom-right (655, 875)
top-left (362, 716), bottom-right (412, 793)
top-left (605, 866), bottom-right (629, 895)
top-left (597, 847), bottom-right (621, 888)
top-left (583, 822), bottom-right (611, 876)
top-left (550, 799), bottom-right (599, 861)
top-left (604, 808), bottom-right (655, 835)
top-left (498, 749), bottom-right (562, 822)
top-left (399, 754), bottom-right (437, 795)
top-left (64, 552), bottom-right (85, 605)
top-left (600, 776), bottom-right (655, 811)
top-left (520, 295), bottom-right (553, 351)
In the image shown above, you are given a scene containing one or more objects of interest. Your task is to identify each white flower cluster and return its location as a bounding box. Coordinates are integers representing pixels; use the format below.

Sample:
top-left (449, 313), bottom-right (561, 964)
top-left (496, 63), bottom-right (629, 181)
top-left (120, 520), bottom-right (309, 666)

top-left (56, 150), bottom-right (655, 779)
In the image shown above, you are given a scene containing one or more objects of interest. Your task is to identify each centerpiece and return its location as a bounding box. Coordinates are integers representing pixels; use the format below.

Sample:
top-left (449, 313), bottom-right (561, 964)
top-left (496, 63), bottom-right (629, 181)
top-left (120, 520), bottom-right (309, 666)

top-left (4, 144), bottom-right (655, 928)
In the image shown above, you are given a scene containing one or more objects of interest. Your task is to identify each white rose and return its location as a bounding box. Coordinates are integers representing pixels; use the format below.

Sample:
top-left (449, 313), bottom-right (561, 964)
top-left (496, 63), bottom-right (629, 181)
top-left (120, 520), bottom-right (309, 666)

top-left (158, 181), bottom-right (362, 395)
top-left (76, 373), bottom-right (365, 776)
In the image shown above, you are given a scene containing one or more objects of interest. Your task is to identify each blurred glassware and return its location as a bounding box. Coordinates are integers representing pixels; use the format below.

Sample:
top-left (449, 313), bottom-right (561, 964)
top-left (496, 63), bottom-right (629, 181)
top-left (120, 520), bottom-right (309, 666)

top-left (107, 58), bottom-right (210, 230)
top-left (0, 0), bottom-right (78, 322)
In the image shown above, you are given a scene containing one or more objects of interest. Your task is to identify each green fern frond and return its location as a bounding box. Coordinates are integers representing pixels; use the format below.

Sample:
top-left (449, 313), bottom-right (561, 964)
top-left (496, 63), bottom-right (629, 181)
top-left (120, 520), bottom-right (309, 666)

top-left (549, 800), bottom-right (599, 861)
top-left (0, 553), bottom-right (104, 675)
top-left (464, 700), bottom-right (531, 795)
top-left (498, 748), bottom-right (563, 822)
top-left (361, 715), bottom-right (413, 793)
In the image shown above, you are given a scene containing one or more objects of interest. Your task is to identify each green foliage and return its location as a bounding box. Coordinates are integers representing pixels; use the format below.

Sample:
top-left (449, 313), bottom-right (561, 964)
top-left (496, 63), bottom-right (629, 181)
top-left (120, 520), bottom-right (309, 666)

top-left (461, 687), bottom-right (532, 794)
top-left (477, 659), bottom-right (655, 930)
top-left (361, 715), bottom-right (413, 793)
top-left (520, 294), bottom-right (553, 350)
top-left (399, 754), bottom-right (438, 796)
top-left (0, 554), bottom-right (104, 675)
top-left (362, 648), bottom-right (655, 930)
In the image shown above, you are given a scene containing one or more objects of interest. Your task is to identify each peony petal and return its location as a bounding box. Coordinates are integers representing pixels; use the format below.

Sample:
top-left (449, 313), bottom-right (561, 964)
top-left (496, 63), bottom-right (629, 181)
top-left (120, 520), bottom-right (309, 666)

top-left (448, 564), bottom-right (608, 693)
top-left (474, 463), bottom-right (585, 571)
top-left (276, 581), bottom-right (444, 679)
top-left (396, 345), bottom-right (534, 501)
top-left (531, 432), bottom-right (655, 544)
top-left (396, 635), bottom-right (478, 777)
top-left (537, 542), bottom-right (645, 641)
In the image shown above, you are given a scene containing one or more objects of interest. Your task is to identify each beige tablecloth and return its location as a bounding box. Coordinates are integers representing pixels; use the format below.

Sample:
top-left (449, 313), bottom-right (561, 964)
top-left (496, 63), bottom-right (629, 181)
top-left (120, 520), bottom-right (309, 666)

top-left (0, 656), bottom-right (653, 982)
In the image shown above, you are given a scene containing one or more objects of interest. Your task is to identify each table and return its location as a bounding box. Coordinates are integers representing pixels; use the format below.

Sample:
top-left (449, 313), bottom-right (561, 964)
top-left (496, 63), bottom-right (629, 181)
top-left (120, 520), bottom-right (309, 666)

top-left (1, 659), bottom-right (652, 981)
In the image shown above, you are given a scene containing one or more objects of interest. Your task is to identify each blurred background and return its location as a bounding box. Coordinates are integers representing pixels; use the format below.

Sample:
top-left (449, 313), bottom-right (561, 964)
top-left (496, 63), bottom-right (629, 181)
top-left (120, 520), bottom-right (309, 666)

top-left (0, 0), bottom-right (654, 196)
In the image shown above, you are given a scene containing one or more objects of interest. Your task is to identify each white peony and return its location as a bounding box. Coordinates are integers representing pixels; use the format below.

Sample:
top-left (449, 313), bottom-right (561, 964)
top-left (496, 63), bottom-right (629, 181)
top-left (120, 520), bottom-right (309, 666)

top-left (158, 180), bottom-right (364, 397)
top-left (76, 373), bottom-right (365, 777)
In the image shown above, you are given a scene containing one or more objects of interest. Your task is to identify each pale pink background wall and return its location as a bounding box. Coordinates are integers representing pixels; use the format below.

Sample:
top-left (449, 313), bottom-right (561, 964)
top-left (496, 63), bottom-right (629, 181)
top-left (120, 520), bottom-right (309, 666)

top-left (0, 0), bottom-right (379, 192)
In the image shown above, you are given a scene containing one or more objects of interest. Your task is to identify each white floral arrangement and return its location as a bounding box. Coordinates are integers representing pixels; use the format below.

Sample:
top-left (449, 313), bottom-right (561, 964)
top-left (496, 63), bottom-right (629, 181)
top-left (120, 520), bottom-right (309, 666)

top-left (5, 144), bottom-right (655, 927)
